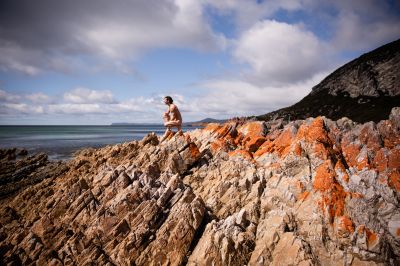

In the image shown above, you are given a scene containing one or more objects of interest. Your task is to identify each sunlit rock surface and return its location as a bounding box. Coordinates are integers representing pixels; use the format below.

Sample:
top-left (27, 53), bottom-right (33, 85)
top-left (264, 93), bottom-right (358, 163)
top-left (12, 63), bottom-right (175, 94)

top-left (1, 108), bottom-right (399, 265)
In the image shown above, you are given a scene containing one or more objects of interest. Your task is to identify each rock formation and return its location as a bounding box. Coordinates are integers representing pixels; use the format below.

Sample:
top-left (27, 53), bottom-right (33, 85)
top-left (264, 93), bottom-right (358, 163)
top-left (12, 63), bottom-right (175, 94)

top-left (257, 39), bottom-right (400, 123)
top-left (1, 107), bottom-right (399, 265)
top-left (0, 149), bottom-right (68, 199)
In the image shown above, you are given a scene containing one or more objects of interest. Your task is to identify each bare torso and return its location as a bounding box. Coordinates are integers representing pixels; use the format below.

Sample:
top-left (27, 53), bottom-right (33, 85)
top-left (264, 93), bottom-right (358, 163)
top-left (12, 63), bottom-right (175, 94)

top-left (168, 104), bottom-right (182, 123)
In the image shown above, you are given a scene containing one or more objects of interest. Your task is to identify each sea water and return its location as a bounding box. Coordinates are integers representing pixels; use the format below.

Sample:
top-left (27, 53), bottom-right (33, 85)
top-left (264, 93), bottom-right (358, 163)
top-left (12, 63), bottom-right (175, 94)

top-left (0, 125), bottom-right (198, 160)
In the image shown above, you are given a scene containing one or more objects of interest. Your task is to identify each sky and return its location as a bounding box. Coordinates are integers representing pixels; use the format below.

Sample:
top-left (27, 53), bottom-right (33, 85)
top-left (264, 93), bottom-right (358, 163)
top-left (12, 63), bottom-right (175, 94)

top-left (0, 0), bottom-right (399, 125)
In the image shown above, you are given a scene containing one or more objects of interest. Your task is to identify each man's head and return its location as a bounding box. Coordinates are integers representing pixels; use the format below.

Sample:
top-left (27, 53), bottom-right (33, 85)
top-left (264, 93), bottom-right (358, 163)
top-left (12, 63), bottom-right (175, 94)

top-left (164, 96), bottom-right (173, 105)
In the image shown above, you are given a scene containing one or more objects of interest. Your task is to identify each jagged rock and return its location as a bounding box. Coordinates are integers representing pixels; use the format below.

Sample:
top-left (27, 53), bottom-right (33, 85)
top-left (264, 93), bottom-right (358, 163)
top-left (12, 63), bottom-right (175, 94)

top-left (188, 209), bottom-right (256, 266)
top-left (1, 109), bottom-right (400, 265)
top-left (0, 149), bottom-right (68, 199)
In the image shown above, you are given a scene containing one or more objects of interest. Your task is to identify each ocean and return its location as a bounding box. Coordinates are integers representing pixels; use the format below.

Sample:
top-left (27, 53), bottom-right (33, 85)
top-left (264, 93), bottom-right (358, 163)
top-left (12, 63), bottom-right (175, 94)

top-left (0, 125), bottom-right (199, 161)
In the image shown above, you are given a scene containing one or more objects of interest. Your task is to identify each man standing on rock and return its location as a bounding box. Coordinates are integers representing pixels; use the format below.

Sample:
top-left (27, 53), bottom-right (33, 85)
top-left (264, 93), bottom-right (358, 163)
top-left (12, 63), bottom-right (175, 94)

top-left (161, 96), bottom-right (183, 142)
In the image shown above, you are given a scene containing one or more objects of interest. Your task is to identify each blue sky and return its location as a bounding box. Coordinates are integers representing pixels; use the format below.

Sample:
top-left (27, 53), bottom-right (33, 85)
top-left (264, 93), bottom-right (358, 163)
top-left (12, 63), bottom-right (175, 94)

top-left (0, 0), bottom-right (399, 125)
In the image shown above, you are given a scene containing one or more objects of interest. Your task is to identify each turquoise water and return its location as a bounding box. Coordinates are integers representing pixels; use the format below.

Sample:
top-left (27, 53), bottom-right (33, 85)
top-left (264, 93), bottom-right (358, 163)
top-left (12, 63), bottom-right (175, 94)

top-left (0, 125), bottom-right (197, 160)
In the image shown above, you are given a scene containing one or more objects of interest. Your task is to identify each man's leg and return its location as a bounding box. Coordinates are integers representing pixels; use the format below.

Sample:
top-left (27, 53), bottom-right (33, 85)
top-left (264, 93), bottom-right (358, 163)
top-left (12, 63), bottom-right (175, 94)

top-left (161, 127), bottom-right (172, 142)
top-left (162, 121), bottom-right (183, 140)
top-left (177, 125), bottom-right (183, 135)
top-left (161, 113), bottom-right (172, 142)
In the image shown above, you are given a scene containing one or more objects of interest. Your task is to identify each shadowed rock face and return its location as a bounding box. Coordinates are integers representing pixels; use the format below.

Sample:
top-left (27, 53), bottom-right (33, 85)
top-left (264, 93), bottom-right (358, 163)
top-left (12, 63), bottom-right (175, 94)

top-left (257, 39), bottom-right (400, 123)
top-left (1, 108), bottom-right (399, 265)
top-left (0, 149), bottom-right (69, 199)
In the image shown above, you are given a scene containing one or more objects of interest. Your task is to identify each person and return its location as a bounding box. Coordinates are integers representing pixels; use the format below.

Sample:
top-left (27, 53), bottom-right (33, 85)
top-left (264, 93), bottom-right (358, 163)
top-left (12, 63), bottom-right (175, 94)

top-left (161, 96), bottom-right (182, 141)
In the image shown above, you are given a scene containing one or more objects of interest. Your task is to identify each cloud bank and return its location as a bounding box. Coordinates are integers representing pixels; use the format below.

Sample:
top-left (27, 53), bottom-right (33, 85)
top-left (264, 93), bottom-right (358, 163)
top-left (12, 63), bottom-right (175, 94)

top-left (1, 0), bottom-right (399, 124)
top-left (0, 0), bottom-right (226, 75)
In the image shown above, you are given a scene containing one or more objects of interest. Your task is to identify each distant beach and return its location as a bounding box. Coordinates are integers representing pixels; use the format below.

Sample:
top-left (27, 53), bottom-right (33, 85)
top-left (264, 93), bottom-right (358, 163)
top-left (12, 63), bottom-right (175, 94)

top-left (0, 125), bottom-right (199, 161)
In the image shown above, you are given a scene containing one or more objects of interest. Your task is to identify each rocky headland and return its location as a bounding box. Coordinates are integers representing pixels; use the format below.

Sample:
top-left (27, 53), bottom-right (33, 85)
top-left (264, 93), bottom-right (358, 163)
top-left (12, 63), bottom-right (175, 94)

top-left (1, 106), bottom-right (399, 265)
top-left (257, 39), bottom-right (400, 123)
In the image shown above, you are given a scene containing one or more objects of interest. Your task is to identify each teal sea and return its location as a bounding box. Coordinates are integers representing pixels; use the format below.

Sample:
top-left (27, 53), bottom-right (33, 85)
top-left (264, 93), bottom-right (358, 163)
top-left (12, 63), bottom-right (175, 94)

top-left (0, 125), bottom-right (198, 160)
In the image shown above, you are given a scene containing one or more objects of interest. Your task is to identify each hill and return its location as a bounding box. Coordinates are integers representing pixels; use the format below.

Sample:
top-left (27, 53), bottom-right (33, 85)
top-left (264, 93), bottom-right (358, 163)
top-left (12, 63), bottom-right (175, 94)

top-left (256, 39), bottom-right (400, 123)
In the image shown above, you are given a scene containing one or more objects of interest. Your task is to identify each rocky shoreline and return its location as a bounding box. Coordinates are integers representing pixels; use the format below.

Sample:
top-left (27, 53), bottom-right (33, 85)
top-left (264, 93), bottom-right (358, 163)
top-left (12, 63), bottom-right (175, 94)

top-left (0, 108), bottom-right (399, 265)
top-left (0, 149), bottom-right (69, 200)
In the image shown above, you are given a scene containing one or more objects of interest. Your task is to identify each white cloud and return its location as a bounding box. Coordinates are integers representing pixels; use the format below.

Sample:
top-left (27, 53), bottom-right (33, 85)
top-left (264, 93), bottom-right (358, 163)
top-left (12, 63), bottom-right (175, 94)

top-left (0, 89), bottom-right (21, 103)
top-left (184, 71), bottom-right (328, 119)
top-left (63, 88), bottom-right (116, 104)
top-left (0, 89), bottom-right (195, 123)
top-left (47, 103), bottom-right (103, 114)
top-left (0, 0), bottom-right (226, 75)
top-left (233, 20), bottom-right (329, 85)
top-left (25, 92), bottom-right (50, 103)
top-left (1, 103), bottom-right (44, 114)
top-left (332, 9), bottom-right (400, 52)
top-left (82, 0), bottom-right (226, 60)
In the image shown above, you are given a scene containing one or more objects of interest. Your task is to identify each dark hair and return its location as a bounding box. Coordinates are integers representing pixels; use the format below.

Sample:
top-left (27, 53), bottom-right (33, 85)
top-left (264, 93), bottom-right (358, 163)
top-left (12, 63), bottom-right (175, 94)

top-left (164, 96), bottom-right (173, 103)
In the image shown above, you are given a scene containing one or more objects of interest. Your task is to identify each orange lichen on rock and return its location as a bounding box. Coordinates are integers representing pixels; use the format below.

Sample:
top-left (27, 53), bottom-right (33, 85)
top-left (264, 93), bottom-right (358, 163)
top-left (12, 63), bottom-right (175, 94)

top-left (388, 172), bottom-right (400, 191)
top-left (274, 128), bottom-right (295, 156)
top-left (397, 228), bottom-right (400, 237)
top-left (204, 123), bottom-right (222, 133)
top-left (335, 160), bottom-right (349, 183)
top-left (342, 143), bottom-right (363, 169)
top-left (238, 121), bottom-right (265, 137)
top-left (205, 122), bottom-right (251, 155)
top-left (313, 160), bottom-right (348, 222)
top-left (294, 123), bottom-right (308, 141)
top-left (188, 142), bottom-right (200, 159)
top-left (313, 142), bottom-right (331, 160)
top-left (254, 127), bottom-right (295, 157)
top-left (342, 143), bottom-right (360, 166)
top-left (210, 139), bottom-right (228, 152)
top-left (359, 124), bottom-right (382, 150)
top-left (356, 155), bottom-right (370, 171)
top-left (365, 228), bottom-right (378, 248)
top-left (297, 191), bottom-right (310, 201)
top-left (313, 161), bottom-right (336, 192)
top-left (378, 120), bottom-right (400, 148)
top-left (356, 226), bottom-right (379, 249)
top-left (228, 149), bottom-right (253, 161)
top-left (260, 128), bottom-right (294, 157)
top-left (358, 225), bottom-right (366, 234)
top-left (293, 143), bottom-right (303, 156)
top-left (254, 140), bottom-right (274, 157)
top-left (373, 148), bottom-right (400, 191)
top-left (373, 149), bottom-right (388, 172)
top-left (215, 124), bottom-right (235, 138)
top-left (245, 136), bottom-right (266, 153)
top-left (297, 117), bottom-right (334, 149)
top-left (296, 117), bottom-right (333, 159)
top-left (306, 117), bottom-right (331, 144)
top-left (205, 123), bottom-right (238, 143)
top-left (388, 148), bottom-right (400, 170)
top-left (337, 216), bottom-right (355, 235)
top-left (233, 134), bottom-right (243, 146)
